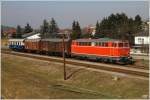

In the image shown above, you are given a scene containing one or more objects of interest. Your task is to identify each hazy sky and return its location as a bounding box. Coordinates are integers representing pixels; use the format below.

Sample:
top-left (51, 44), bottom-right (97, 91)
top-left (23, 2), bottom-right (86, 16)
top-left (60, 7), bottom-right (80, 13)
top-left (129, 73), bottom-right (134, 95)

top-left (1, 1), bottom-right (149, 29)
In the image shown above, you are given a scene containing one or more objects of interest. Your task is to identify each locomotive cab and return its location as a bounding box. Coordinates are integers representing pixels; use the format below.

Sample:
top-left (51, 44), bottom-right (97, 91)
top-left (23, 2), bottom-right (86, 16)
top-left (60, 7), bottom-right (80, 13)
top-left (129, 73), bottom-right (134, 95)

top-left (111, 41), bottom-right (134, 64)
top-left (111, 41), bottom-right (130, 57)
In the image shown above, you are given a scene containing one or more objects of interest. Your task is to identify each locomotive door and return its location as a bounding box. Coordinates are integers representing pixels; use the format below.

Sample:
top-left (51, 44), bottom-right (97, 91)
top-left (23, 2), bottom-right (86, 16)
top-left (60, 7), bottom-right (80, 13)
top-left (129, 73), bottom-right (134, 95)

top-left (111, 42), bottom-right (115, 57)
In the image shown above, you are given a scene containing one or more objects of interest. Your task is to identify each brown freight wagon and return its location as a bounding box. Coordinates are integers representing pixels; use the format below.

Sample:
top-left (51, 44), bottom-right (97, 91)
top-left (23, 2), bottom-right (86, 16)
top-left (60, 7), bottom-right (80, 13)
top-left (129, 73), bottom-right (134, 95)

top-left (40, 39), bottom-right (71, 56)
top-left (24, 39), bottom-right (41, 52)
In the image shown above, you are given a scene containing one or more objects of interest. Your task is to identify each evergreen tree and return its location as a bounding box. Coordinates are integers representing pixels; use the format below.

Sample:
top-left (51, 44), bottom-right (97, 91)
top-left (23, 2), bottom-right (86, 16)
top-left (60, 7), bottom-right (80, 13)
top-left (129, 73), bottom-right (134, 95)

top-left (95, 21), bottom-right (100, 34)
top-left (49, 18), bottom-right (59, 35)
top-left (16, 25), bottom-right (22, 33)
top-left (24, 23), bottom-right (33, 33)
top-left (94, 21), bottom-right (104, 38)
top-left (76, 21), bottom-right (82, 38)
top-left (71, 21), bottom-right (82, 39)
top-left (134, 15), bottom-right (142, 32)
top-left (72, 20), bottom-right (76, 32)
top-left (40, 19), bottom-right (49, 38)
top-left (16, 25), bottom-right (22, 38)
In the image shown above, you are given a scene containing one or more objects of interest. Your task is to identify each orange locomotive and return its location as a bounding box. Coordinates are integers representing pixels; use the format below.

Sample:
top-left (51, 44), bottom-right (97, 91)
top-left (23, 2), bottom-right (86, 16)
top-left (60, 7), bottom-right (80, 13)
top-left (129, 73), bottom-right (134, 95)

top-left (71, 38), bottom-right (134, 64)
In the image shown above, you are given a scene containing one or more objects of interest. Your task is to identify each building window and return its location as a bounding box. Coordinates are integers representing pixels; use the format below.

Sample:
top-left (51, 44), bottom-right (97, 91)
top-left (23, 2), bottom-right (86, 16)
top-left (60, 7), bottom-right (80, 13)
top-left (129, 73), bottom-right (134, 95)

top-left (138, 38), bottom-right (144, 44)
top-left (138, 38), bottom-right (142, 44)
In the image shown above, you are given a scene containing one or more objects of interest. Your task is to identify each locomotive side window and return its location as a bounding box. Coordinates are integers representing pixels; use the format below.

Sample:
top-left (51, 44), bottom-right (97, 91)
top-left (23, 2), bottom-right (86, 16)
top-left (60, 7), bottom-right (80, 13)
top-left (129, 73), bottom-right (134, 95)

top-left (112, 43), bottom-right (117, 47)
top-left (79, 42), bottom-right (91, 46)
top-left (95, 42), bottom-right (99, 46)
top-left (87, 42), bottom-right (91, 46)
top-left (105, 43), bottom-right (108, 47)
top-left (102, 42), bottom-right (105, 47)
top-left (124, 43), bottom-right (129, 47)
top-left (118, 43), bottom-right (123, 47)
top-left (98, 42), bottom-right (100, 46)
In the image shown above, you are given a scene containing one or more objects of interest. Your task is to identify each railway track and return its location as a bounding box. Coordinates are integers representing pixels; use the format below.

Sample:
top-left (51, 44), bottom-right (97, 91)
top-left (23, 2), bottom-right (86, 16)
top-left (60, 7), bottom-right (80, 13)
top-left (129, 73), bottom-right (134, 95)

top-left (2, 50), bottom-right (149, 79)
top-left (1, 49), bottom-right (149, 70)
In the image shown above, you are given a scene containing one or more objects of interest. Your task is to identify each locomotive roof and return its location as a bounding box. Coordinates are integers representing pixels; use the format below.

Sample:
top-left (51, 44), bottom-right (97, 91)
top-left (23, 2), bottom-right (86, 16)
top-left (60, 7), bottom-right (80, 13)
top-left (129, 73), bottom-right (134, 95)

top-left (75, 38), bottom-right (119, 42)
top-left (41, 38), bottom-right (70, 42)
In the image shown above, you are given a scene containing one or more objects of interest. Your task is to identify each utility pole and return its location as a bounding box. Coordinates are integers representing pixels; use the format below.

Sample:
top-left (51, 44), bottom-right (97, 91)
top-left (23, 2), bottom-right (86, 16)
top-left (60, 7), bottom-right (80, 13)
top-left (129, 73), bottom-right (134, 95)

top-left (62, 34), bottom-right (66, 80)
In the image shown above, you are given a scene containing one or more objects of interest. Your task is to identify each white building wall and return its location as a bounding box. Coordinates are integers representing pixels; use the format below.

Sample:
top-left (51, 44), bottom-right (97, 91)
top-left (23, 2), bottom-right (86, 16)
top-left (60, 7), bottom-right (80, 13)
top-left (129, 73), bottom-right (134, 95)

top-left (135, 36), bottom-right (149, 45)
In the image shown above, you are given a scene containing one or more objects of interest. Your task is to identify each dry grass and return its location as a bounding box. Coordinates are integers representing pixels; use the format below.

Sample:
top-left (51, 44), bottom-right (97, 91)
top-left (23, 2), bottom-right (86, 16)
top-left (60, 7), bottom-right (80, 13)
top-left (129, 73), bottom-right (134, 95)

top-left (1, 54), bottom-right (149, 99)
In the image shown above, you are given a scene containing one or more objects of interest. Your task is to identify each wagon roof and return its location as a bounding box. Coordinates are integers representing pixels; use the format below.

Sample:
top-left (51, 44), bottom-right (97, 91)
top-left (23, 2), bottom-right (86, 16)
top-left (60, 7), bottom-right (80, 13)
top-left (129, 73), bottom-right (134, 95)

top-left (41, 38), bottom-right (70, 42)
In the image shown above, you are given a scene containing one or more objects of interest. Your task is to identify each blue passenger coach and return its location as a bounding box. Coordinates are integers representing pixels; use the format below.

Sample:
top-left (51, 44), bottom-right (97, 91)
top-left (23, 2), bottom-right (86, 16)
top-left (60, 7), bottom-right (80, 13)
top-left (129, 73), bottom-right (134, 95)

top-left (8, 39), bottom-right (25, 50)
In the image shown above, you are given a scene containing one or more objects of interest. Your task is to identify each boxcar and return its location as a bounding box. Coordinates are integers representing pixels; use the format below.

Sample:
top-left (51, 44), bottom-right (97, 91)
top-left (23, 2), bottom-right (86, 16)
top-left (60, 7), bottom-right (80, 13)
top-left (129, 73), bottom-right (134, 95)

top-left (40, 39), bottom-right (71, 56)
top-left (24, 39), bottom-right (41, 52)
